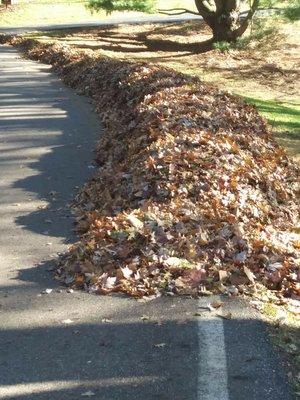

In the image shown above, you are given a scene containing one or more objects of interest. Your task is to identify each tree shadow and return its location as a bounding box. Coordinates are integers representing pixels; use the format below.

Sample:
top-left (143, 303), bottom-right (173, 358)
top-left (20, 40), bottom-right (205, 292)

top-left (0, 46), bottom-right (101, 242)
top-left (0, 317), bottom-right (200, 399)
top-left (73, 37), bottom-right (213, 54)
top-left (206, 63), bottom-right (299, 93)
top-left (51, 21), bottom-right (214, 57)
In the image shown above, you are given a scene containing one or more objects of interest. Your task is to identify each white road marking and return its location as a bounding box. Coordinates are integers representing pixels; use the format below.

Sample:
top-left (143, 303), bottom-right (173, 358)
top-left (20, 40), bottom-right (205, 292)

top-left (197, 298), bottom-right (230, 400)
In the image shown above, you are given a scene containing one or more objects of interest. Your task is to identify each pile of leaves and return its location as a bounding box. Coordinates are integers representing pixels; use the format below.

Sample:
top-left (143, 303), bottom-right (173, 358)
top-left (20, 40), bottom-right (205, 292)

top-left (5, 35), bottom-right (300, 298)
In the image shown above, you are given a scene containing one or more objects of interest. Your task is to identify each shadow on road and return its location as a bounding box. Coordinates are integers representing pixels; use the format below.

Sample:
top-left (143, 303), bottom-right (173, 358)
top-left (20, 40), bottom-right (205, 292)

top-left (0, 307), bottom-right (296, 400)
top-left (0, 46), bottom-right (101, 241)
top-left (0, 318), bottom-right (199, 400)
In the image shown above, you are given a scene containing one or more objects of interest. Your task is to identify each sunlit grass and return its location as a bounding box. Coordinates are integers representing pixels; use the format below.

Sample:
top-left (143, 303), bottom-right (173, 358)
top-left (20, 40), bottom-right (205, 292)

top-left (0, 0), bottom-right (197, 27)
top-left (243, 96), bottom-right (300, 160)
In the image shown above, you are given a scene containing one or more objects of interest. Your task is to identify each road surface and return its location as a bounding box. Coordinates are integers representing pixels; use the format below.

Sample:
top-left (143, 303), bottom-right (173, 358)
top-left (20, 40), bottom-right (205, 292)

top-left (0, 44), bottom-right (295, 400)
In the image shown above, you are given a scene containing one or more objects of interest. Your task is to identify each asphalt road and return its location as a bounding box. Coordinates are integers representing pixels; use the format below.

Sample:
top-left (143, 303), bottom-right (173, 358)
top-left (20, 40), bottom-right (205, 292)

top-left (0, 44), bottom-right (296, 400)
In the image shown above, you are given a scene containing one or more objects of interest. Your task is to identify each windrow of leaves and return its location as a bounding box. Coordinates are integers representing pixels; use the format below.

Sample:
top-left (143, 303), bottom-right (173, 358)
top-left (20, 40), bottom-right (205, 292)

top-left (6, 35), bottom-right (300, 299)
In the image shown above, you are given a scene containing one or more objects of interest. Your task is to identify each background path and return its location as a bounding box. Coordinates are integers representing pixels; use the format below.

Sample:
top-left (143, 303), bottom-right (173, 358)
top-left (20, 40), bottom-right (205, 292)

top-left (0, 45), bottom-right (295, 400)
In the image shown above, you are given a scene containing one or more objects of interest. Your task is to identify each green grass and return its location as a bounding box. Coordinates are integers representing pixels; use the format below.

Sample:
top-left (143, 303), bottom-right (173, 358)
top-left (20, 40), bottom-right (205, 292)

top-left (0, 0), bottom-right (196, 27)
top-left (243, 96), bottom-right (300, 159)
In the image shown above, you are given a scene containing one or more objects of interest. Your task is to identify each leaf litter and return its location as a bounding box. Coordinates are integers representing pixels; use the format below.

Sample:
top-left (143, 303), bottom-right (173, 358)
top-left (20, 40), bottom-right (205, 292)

top-left (5, 36), bottom-right (300, 300)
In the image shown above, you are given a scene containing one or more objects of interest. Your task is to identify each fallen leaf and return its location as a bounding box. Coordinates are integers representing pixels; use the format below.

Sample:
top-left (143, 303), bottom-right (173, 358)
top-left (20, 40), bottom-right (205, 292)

top-left (101, 318), bottom-right (112, 323)
top-left (120, 266), bottom-right (133, 279)
top-left (234, 251), bottom-right (247, 264)
top-left (210, 300), bottom-right (224, 309)
top-left (243, 266), bottom-right (255, 284)
top-left (216, 312), bottom-right (232, 320)
top-left (126, 214), bottom-right (143, 229)
top-left (219, 270), bottom-right (229, 283)
top-left (81, 391), bottom-right (95, 397)
top-left (42, 288), bottom-right (53, 294)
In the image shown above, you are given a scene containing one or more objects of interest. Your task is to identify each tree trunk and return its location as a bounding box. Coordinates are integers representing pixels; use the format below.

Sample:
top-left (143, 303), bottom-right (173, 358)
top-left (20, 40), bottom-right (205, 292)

top-left (208, 10), bottom-right (240, 42)
top-left (195, 0), bottom-right (259, 43)
top-left (211, 15), bottom-right (238, 42)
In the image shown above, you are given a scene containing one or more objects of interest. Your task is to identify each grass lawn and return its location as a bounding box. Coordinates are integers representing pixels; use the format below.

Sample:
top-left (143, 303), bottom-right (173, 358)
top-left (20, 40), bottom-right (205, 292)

top-left (244, 97), bottom-right (300, 159)
top-left (23, 17), bottom-right (300, 159)
top-left (0, 0), bottom-right (197, 27)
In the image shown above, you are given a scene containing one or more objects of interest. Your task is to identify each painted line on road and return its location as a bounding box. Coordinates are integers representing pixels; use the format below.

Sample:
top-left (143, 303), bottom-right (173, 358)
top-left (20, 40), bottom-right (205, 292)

top-left (197, 298), bottom-right (230, 400)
